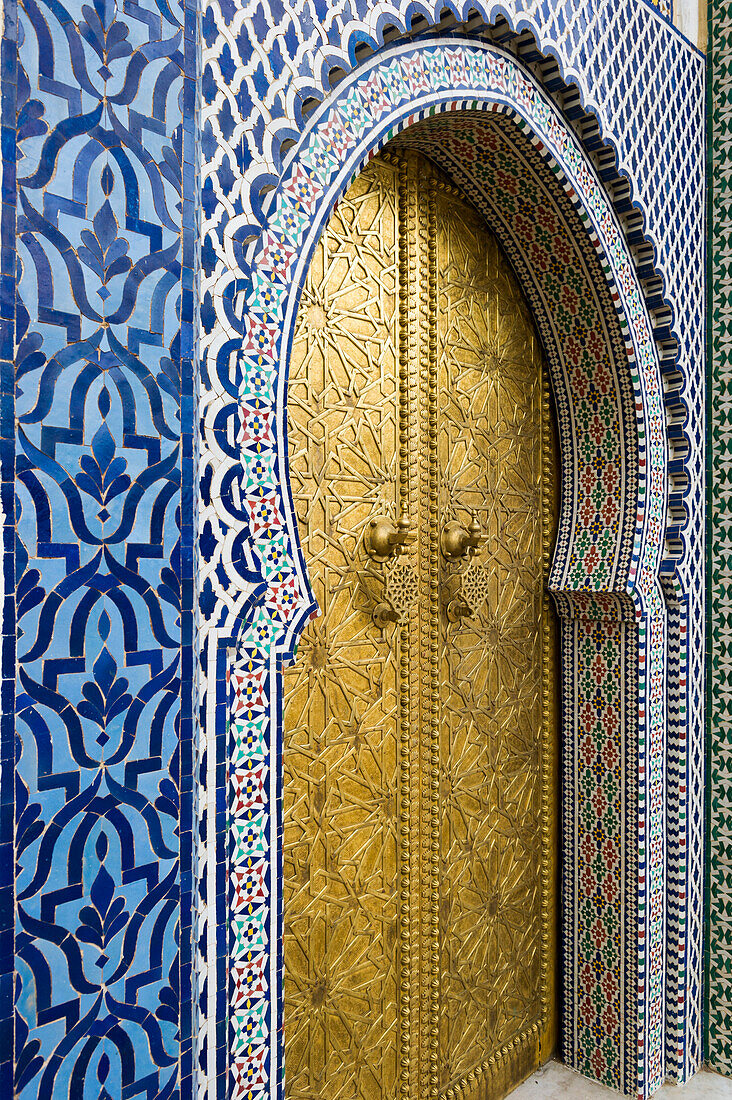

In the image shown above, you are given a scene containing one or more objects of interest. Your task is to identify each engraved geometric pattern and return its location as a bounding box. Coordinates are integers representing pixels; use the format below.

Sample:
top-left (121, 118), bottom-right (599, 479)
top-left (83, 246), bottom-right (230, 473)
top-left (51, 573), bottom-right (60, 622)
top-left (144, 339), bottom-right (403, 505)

top-left (219, 37), bottom-right (699, 1100)
top-left (281, 148), bottom-right (557, 1100)
top-left (434, 176), bottom-right (557, 1097)
top-left (283, 156), bottom-right (401, 1100)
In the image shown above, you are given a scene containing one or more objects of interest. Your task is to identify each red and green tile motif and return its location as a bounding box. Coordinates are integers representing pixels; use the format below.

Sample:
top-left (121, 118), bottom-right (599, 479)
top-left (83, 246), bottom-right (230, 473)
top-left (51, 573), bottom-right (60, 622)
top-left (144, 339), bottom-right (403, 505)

top-left (573, 616), bottom-right (628, 1090)
top-left (708, 0), bottom-right (732, 1076)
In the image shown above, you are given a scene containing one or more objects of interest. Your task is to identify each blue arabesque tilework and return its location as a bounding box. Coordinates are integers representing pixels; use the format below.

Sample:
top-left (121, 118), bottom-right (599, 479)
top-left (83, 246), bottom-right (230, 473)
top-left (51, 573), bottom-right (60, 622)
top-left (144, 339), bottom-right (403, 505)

top-left (5, 0), bottom-right (200, 1092)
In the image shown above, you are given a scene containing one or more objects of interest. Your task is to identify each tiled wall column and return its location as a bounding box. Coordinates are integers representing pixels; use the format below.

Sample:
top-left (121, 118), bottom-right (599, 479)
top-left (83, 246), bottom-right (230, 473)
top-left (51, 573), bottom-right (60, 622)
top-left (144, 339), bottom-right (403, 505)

top-left (707, 0), bottom-right (732, 1075)
top-left (3, 0), bottom-right (200, 1094)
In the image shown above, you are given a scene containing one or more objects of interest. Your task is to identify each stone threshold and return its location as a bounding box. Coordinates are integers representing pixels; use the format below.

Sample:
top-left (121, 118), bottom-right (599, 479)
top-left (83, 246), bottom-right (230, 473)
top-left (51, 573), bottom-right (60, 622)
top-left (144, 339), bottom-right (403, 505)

top-left (508, 1062), bottom-right (732, 1098)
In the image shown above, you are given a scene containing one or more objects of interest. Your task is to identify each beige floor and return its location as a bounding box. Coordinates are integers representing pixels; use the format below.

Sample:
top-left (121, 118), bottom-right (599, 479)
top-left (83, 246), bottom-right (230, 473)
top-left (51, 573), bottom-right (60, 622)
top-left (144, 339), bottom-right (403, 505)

top-left (508, 1062), bottom-right (732, 1098)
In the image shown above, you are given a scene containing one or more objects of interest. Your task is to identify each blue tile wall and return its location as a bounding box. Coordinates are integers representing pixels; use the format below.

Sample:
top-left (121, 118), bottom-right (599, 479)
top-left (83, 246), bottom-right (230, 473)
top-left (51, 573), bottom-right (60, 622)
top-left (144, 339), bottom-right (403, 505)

top-left (5, 0), bottom-right (200, 1092)
top-left (0, 0), bottom-right (18, 1093)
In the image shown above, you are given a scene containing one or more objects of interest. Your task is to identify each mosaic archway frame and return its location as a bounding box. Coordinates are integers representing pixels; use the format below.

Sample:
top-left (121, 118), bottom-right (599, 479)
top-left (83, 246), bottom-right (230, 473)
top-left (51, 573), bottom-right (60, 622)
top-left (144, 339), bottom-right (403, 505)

top-left (219, 38), bottom-right (679, 1100)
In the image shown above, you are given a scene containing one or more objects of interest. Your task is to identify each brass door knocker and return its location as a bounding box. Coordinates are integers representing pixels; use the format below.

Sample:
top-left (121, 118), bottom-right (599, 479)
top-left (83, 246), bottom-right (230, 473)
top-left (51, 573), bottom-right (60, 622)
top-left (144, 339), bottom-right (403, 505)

top-left (365, 505), bottom-right (414, 561)
top-left (441, 514), bottom-right (483, 560)
top-left (441, 513), bottom-right (488, 622)
top-left (362, 505), bottom-right (417, 628)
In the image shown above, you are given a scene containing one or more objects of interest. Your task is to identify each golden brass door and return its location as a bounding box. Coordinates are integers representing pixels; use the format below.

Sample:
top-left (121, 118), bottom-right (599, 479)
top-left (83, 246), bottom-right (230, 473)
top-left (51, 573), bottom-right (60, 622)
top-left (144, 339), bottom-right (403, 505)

top-left (283, 150), bottom-right (558, 1100)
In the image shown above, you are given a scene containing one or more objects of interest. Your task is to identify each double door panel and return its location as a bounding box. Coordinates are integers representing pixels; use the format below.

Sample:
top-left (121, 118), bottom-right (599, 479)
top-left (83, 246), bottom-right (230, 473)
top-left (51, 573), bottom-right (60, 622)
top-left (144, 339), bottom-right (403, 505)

top-left (283, 150), bottom-right (557, 1100)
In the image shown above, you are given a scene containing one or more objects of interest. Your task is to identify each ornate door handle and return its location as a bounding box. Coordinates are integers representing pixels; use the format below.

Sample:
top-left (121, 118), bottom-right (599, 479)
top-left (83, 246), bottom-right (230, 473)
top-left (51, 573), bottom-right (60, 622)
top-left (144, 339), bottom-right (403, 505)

top-left (365, 507), bottom-right (414, 561)
top-left (442, 544), bottom-right (489, 624)
top-left (361, 506), bottom-right (418, 629)
top-left (446, 593), bottom-right (472, 623)
top-left (372, 601), bottom-right (400, 628)
top-left (441, 515), bottom-right (483, 560)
